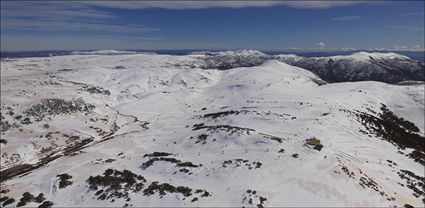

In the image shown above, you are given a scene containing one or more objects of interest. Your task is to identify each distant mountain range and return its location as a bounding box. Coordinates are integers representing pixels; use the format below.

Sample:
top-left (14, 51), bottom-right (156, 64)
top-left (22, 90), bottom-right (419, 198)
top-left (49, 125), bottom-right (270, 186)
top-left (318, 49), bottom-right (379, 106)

top-left (1, 49), bottom-right (424, 84)
top-left (196, 50), bottom-right (425, 83)
top-left (2, 49), bottom-right (424, 61)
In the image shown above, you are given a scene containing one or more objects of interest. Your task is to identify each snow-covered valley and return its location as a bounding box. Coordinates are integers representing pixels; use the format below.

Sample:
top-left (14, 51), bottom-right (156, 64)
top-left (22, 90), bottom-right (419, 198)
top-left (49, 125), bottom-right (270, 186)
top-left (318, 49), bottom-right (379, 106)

top-left (0, 52), bottom-right (424, 207)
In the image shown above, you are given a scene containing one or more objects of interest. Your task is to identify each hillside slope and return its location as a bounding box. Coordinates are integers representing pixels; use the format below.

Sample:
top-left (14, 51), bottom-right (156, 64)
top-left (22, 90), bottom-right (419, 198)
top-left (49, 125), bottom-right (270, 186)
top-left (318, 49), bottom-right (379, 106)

top-left (0, 54), bottom-right (424, 207)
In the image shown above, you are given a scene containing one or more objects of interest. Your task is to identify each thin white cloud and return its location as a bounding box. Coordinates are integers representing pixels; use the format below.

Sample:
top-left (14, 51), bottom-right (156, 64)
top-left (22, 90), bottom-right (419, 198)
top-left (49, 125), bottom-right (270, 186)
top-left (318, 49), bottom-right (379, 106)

top-left (0, 1), bottom-right (373, 36)
top-left (387, 25), bottom-right (424, 31)
top-left (367, 45), bottom-right (425, 51)
top-left (1, 1), bottom-right (369, 12)
top-left (331, 16), bottom-right (362, 21)
top-left (1, 8), bottom-right (113, 20)
top-left (391, 45), bottom-right (424, 51)
top-left (398, 12), bottom-right (425, 16)
top-left (80, 1), bottom-right (367, 10)
top-left (1, 1), bottom-right (112, 19)
top-left (0, 35), bottom-right (223, 51)
top-left (1, 18), bottom-right (159, 33)
top-left (0, 1), bottom-right (160, 34)
top-left (342, 47), bottom-right (357, 51)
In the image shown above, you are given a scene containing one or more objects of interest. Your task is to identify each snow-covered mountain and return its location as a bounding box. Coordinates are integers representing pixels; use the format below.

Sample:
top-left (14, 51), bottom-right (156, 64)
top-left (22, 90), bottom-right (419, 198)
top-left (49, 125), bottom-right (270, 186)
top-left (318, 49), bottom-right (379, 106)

top-left (0, 53), bottom-right (424, 207)
top-left (292, 52), bottom-right (424, 83)
top-left (197, 50), bottom-right (425, 83)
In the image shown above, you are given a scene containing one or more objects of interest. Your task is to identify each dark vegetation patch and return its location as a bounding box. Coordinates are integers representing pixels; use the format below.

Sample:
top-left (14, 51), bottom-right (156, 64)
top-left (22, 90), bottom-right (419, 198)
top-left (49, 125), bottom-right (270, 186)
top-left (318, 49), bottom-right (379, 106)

top-left (1, 198), bottom-right (15, 207)
top-left (0, 164), bottom-right (33, 182)
top-left (0, 189), bottom-right (10, 194)
top-left (358, 173), bottom-right (394, 201)
top-left (0, 196), bottom-right (9, 202)
top-left (291, 153), bottom-right (299, 158)
top-left (192, 123), bottom-right (255, 134)
top-left (89, 126), bottom-right (110, 137)
top-left (38, 201), bottom-right (54, 208)
top-left (143, 182), bottom-right (210, 200)
top-left (0, 139), bottom-right (7, 144)
top-left (177, 162), bottom-right (200, 168)
top-left (141, 154), bottom-right (201, 170)
top-left (0, 153), bottom-right (61, 182)
top-left (63, 138), bottom-right (93, 155)
top-left (87, 169), bottom-right (146, 202)
top-left (59, 68), bottom-right (73, 72)
top-left (221, 159), bottom-right (262, 170)
top-left (141, 157), bottom-right (180, 169)
top-left (104, 158), bottom-right (116, 163)
top-left (80, 85), bottom-right (111, 95)
top-left (311, 78), bottom-right (327, 86)
top-left (16, 192), bottom-right (46, 207)
top-left (397, 169), bottom-right (425, 202)
top-left (196, 134), bottom-right (208, 144)
top-left (179, 168), bottom-right (190, 174)
top-left (408, 150), bottom-right (425, 166)
top-left (31, 80), bottom-right (62, 86)
top-left (193, 123), bottom-right (286, 145)
top-left (143, 182), bottom-right (192, 197)
top-left (243, 189), bottom-right (267, 208)
top-left (339, 165), bottom-right (355, 179)
top-left (199, 109), bottom-right (289, 120)
top-left (57, 173), bottom-right (73, 189)
top-left (202, 110), bottom-right (244, 119)
top-left (259, 133), bottom-right (283, 143)
top-left (339, 165), bottom-right (395, 201)
top-left (24, 98), bottom-right (95, 122)
top-left (1, 106), bottom-right (21, 133)
top-left (386, 159), bottom-right (398, 167)
top-left (356, 104), bottom-right (425, 165)
top-left (87, 169), bottom-right (210, 204)
top-left (113, 66), bottom-right (126, 70)
top-left (143, 152), bottom-right (173, 158)
top-left (0, 120), bottom-right (13, 133)
top-left (21, 117), bottom-right (32, 125)
top-left (0, 191), bottom-right (13, 206)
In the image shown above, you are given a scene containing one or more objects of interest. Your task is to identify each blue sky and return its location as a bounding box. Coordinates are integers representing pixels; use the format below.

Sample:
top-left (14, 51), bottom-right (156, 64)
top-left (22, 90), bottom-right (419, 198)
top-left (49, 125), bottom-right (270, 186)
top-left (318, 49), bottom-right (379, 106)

top-left (1, 1), bottom-right (424, 51)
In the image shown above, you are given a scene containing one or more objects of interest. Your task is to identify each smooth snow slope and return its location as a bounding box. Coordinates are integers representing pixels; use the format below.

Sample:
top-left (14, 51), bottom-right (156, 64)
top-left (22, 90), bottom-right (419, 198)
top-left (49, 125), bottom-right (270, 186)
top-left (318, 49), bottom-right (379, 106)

top-left (0, 53), bottom-right (424, 207)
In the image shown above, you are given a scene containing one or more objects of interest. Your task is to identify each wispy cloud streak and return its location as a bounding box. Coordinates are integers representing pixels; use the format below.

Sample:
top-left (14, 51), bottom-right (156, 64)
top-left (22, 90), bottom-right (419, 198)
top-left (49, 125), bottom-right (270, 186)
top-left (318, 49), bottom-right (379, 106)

top-left (331, 16), bottom-right (362, 21)
top-left (0, 1), bottom-right (159, 35)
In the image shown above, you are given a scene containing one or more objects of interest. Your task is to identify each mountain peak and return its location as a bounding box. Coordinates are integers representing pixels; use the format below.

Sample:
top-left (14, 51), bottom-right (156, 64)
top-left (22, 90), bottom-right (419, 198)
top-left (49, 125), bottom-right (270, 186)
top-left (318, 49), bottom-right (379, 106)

top-left (349, 51), bottom-right (410, 60)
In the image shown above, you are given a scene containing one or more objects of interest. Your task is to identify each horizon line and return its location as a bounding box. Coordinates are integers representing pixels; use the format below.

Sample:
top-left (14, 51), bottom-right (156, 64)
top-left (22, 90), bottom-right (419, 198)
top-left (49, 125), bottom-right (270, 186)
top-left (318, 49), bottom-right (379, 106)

top-left (2, 49), bottom-right (425, 53)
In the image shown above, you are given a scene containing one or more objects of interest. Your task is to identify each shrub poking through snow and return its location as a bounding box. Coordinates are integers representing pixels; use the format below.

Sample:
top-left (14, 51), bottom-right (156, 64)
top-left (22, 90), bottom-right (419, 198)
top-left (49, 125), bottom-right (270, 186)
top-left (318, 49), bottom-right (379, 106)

top-left (57, 173), bottom-right (73, 189)
top-left (143, 182), bottom-right (192, 197)
top-left (24, 98), bottom-right (95, 122)
top-left (16, 192), bottom-right (45, 207)
top-left (38, 201), bottom-right (54, 208)
top-left (87, 169), bottom-right (146, 202)
top-left (357, 104), bottom-right (425, 165)
top-left (2, 198), bottom-right (15, 207)
top-left (141, 152), bottom-right (201, 170)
